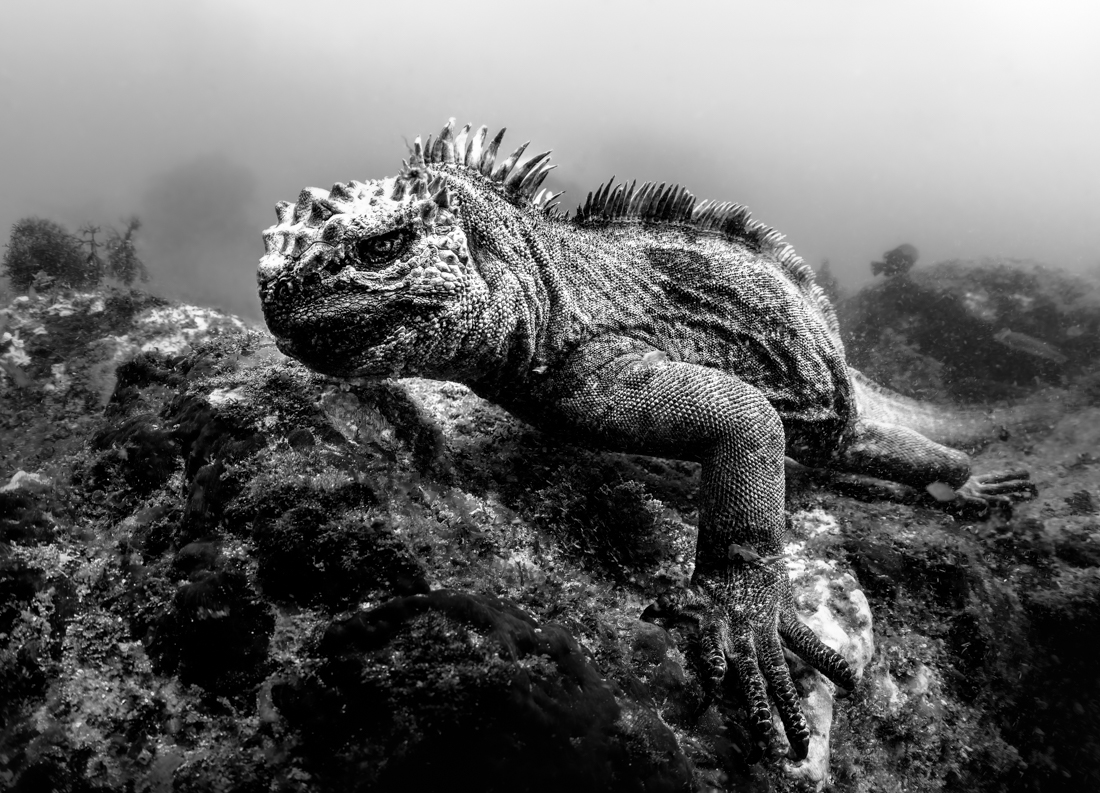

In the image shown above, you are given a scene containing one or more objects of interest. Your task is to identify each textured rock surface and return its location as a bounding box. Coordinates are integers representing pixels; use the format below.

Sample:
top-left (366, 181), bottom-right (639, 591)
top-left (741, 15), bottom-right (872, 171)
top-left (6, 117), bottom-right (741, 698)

top-left (1, 284), bottom-right (1098, 791)
top-left (841, 257), bottom-right (1100, 402)
top-left (781, 510), bottom-right (875, 789)
top-left (284, 589), bottom-right (692, 792)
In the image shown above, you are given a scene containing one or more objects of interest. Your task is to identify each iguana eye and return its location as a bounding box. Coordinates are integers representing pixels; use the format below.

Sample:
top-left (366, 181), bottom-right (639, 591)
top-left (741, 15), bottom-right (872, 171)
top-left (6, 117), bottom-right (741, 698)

top-left (355, 227), bottom-right (412, 265)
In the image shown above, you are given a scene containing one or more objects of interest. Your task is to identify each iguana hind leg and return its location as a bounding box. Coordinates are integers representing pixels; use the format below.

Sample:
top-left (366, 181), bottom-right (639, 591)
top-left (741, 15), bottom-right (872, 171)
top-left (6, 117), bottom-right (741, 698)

top-left (828, 418), bottom-right (1036, 515)
top-left (533, 339), bottom-right (855, 760)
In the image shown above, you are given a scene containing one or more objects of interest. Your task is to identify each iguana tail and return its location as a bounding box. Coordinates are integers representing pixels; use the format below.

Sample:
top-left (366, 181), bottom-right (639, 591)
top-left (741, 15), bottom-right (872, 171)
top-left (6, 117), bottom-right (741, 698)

top-left (849, 368), bottom-right (1066, 449)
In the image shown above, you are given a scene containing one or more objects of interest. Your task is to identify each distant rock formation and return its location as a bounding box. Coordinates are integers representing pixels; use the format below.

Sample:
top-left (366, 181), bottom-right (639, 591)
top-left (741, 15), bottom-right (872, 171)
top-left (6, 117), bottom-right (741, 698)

top-left (870, 243), bottom-right (919, 278)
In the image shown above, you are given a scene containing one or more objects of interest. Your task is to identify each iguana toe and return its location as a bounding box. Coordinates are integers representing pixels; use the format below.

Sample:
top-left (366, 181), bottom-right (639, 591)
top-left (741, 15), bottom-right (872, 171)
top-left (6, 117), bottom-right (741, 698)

top-left (778, 613), bottom-right (858, 691)
top-left (758, 624), bottom-right (813, 759)
top-left (683, 570), bottom-right (854, 762)
top-left (954, 469), bottom-right (1037, 516)
top-left (966, 469), bottom-right (1036, 499)
top-left (697, 607), bottom-right (819, 761)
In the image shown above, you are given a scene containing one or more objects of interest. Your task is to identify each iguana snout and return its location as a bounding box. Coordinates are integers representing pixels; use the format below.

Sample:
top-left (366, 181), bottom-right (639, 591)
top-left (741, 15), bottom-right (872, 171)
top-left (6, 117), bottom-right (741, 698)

top-left (259, 177), bottom-right (486, 378)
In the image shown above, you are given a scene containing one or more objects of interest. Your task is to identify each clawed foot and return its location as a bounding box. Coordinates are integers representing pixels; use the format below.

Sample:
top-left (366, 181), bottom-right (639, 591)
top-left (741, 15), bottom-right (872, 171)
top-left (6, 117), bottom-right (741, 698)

top-left (940, 469), bottom-right (1037, 518)
top-left (652, 563), bottom-right (855, 762)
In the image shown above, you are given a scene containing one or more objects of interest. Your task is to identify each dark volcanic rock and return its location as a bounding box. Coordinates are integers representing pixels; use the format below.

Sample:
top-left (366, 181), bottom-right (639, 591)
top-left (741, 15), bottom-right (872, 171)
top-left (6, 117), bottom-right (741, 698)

top-left (2, 284), bottom-right (1100, 792)
top-left (841, 258), bottom-right (1100, 401)
top-left (275, 589), bottom-right (691, 793)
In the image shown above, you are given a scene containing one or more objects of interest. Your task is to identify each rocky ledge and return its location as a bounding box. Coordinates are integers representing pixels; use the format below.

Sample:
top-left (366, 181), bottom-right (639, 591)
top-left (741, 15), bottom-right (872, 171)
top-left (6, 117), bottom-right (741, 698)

top-left (1, 266), bottom-right (1098, 792)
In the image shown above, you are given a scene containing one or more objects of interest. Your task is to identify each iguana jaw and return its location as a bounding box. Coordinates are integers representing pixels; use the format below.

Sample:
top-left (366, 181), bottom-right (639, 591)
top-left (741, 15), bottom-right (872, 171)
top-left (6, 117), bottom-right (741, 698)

top-left (263, 287), bottom-right (438, 378)
top-left (271, 331), bottom-right (417, 379)
top-left (257, 178), bottom-right (481, 379)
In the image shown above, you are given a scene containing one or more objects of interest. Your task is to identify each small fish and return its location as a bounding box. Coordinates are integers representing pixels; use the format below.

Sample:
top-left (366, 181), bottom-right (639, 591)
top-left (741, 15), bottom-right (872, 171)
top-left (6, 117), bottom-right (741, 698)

top-left (992, 328), bottom-right (1068, 365)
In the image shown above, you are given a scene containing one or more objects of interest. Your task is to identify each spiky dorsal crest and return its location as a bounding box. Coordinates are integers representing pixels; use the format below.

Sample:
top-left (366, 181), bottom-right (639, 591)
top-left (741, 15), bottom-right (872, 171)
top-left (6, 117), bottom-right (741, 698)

top-left (398, 118), bottom-right (561, 214)
top-left (267, 119), bottom-right (839, 335)
top-left (395, 119), bottom-right (839, 333)
top-left (572, 174), bottom-right (841, 336)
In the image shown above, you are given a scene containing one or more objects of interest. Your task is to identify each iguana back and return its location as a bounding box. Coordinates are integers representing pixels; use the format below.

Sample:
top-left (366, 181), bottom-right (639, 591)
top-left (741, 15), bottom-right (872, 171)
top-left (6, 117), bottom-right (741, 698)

top-left (549, 213), bottom-right (853, 433)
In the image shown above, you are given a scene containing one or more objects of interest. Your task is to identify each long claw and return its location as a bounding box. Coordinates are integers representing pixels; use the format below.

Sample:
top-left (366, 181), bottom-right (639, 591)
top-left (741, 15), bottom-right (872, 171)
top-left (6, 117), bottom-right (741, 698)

top-left (948, 469), bottom-right (1038, 519)
top-left (972, 470), bottom-right (1037, 500)
top-left (699, 615), bottom-right (729, 696)
top-left (956, 493), bottom-right (994, 517)
top-left (760, 629), bottom-right (811, 759)
top-left (728, 630), bottom-right (773, 755)
top-left (962, 470), bottom-right (1037, 499)
top-left (976, 469), bottom-right (1030, 484)
top-left (979, 480), bottom-right (1035, 496)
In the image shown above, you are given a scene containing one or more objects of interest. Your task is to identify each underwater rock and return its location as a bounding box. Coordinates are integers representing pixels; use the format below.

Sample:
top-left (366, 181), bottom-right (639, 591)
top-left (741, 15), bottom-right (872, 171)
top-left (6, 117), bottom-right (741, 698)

top-left (2, 287), bottom-right (1099, 791)
top-left (320, 379), bottom-right (444, 473)
top-left (280, 589), bottom-right (692, 793)
top-left (149, 564), bottom-right (275, 696)
top-left (89, 414), bottom-right (180, 495)
top-left (0, 488), bottom-right (57, 546)
top-left (286, 426), bottom-right (315, 449)
top-left (840, 257), bottom-right (1100, 400)
top-left (1, 470), bottom-right (52, 494)
top-left (252, 503), bottom-right (429, 608)
top-left (782, 511), bottom-right (875, 790)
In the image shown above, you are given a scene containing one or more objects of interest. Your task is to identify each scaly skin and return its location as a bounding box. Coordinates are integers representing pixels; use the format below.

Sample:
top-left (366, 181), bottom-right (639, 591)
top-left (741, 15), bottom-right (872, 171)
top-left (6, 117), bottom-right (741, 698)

top-left (257, 119), bottom-right (1035, 760)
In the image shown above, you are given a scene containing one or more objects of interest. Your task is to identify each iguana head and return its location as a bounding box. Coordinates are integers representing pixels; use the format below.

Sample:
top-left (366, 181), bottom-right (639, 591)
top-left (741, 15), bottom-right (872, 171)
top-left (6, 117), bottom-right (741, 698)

top-left (257, 119), bottom-right (560, 379)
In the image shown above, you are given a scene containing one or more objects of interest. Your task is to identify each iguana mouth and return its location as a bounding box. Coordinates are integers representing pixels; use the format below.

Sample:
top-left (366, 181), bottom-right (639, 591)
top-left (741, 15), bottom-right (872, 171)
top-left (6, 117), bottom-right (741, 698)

top-left (265, 298), bottom-right (425, 378)
top-left (272, 331), bottom-right (405, 378)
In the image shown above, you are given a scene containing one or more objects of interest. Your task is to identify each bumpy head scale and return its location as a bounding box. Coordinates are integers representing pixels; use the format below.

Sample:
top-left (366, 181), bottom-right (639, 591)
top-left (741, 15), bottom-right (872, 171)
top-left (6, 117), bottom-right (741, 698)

top-left (258, 118), bottom-right (839, 349)
top-left (260, 119), bottom-right (564, 262)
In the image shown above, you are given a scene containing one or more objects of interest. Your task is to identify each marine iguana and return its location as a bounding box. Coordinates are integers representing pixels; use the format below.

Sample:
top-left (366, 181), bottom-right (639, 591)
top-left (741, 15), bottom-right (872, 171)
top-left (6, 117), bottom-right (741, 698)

top-left (257, 119), bottom-right (1036, 761)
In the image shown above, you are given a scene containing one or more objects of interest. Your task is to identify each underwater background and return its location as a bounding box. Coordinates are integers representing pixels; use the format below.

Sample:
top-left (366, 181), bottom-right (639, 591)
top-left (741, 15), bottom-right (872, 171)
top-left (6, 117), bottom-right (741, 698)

top-left (2, 2), bottom-right (1098, 791)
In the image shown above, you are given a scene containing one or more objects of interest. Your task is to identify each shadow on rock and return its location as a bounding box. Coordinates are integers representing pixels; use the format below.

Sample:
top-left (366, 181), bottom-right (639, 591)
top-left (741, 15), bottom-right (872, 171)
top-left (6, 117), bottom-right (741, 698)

top-left (274, 589), bottom-right (692, 793)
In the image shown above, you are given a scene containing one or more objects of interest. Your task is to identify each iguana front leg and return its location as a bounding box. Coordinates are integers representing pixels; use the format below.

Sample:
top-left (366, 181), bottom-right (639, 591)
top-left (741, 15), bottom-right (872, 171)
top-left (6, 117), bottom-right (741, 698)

top-left (526, 339), bottom-right (855, 760)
